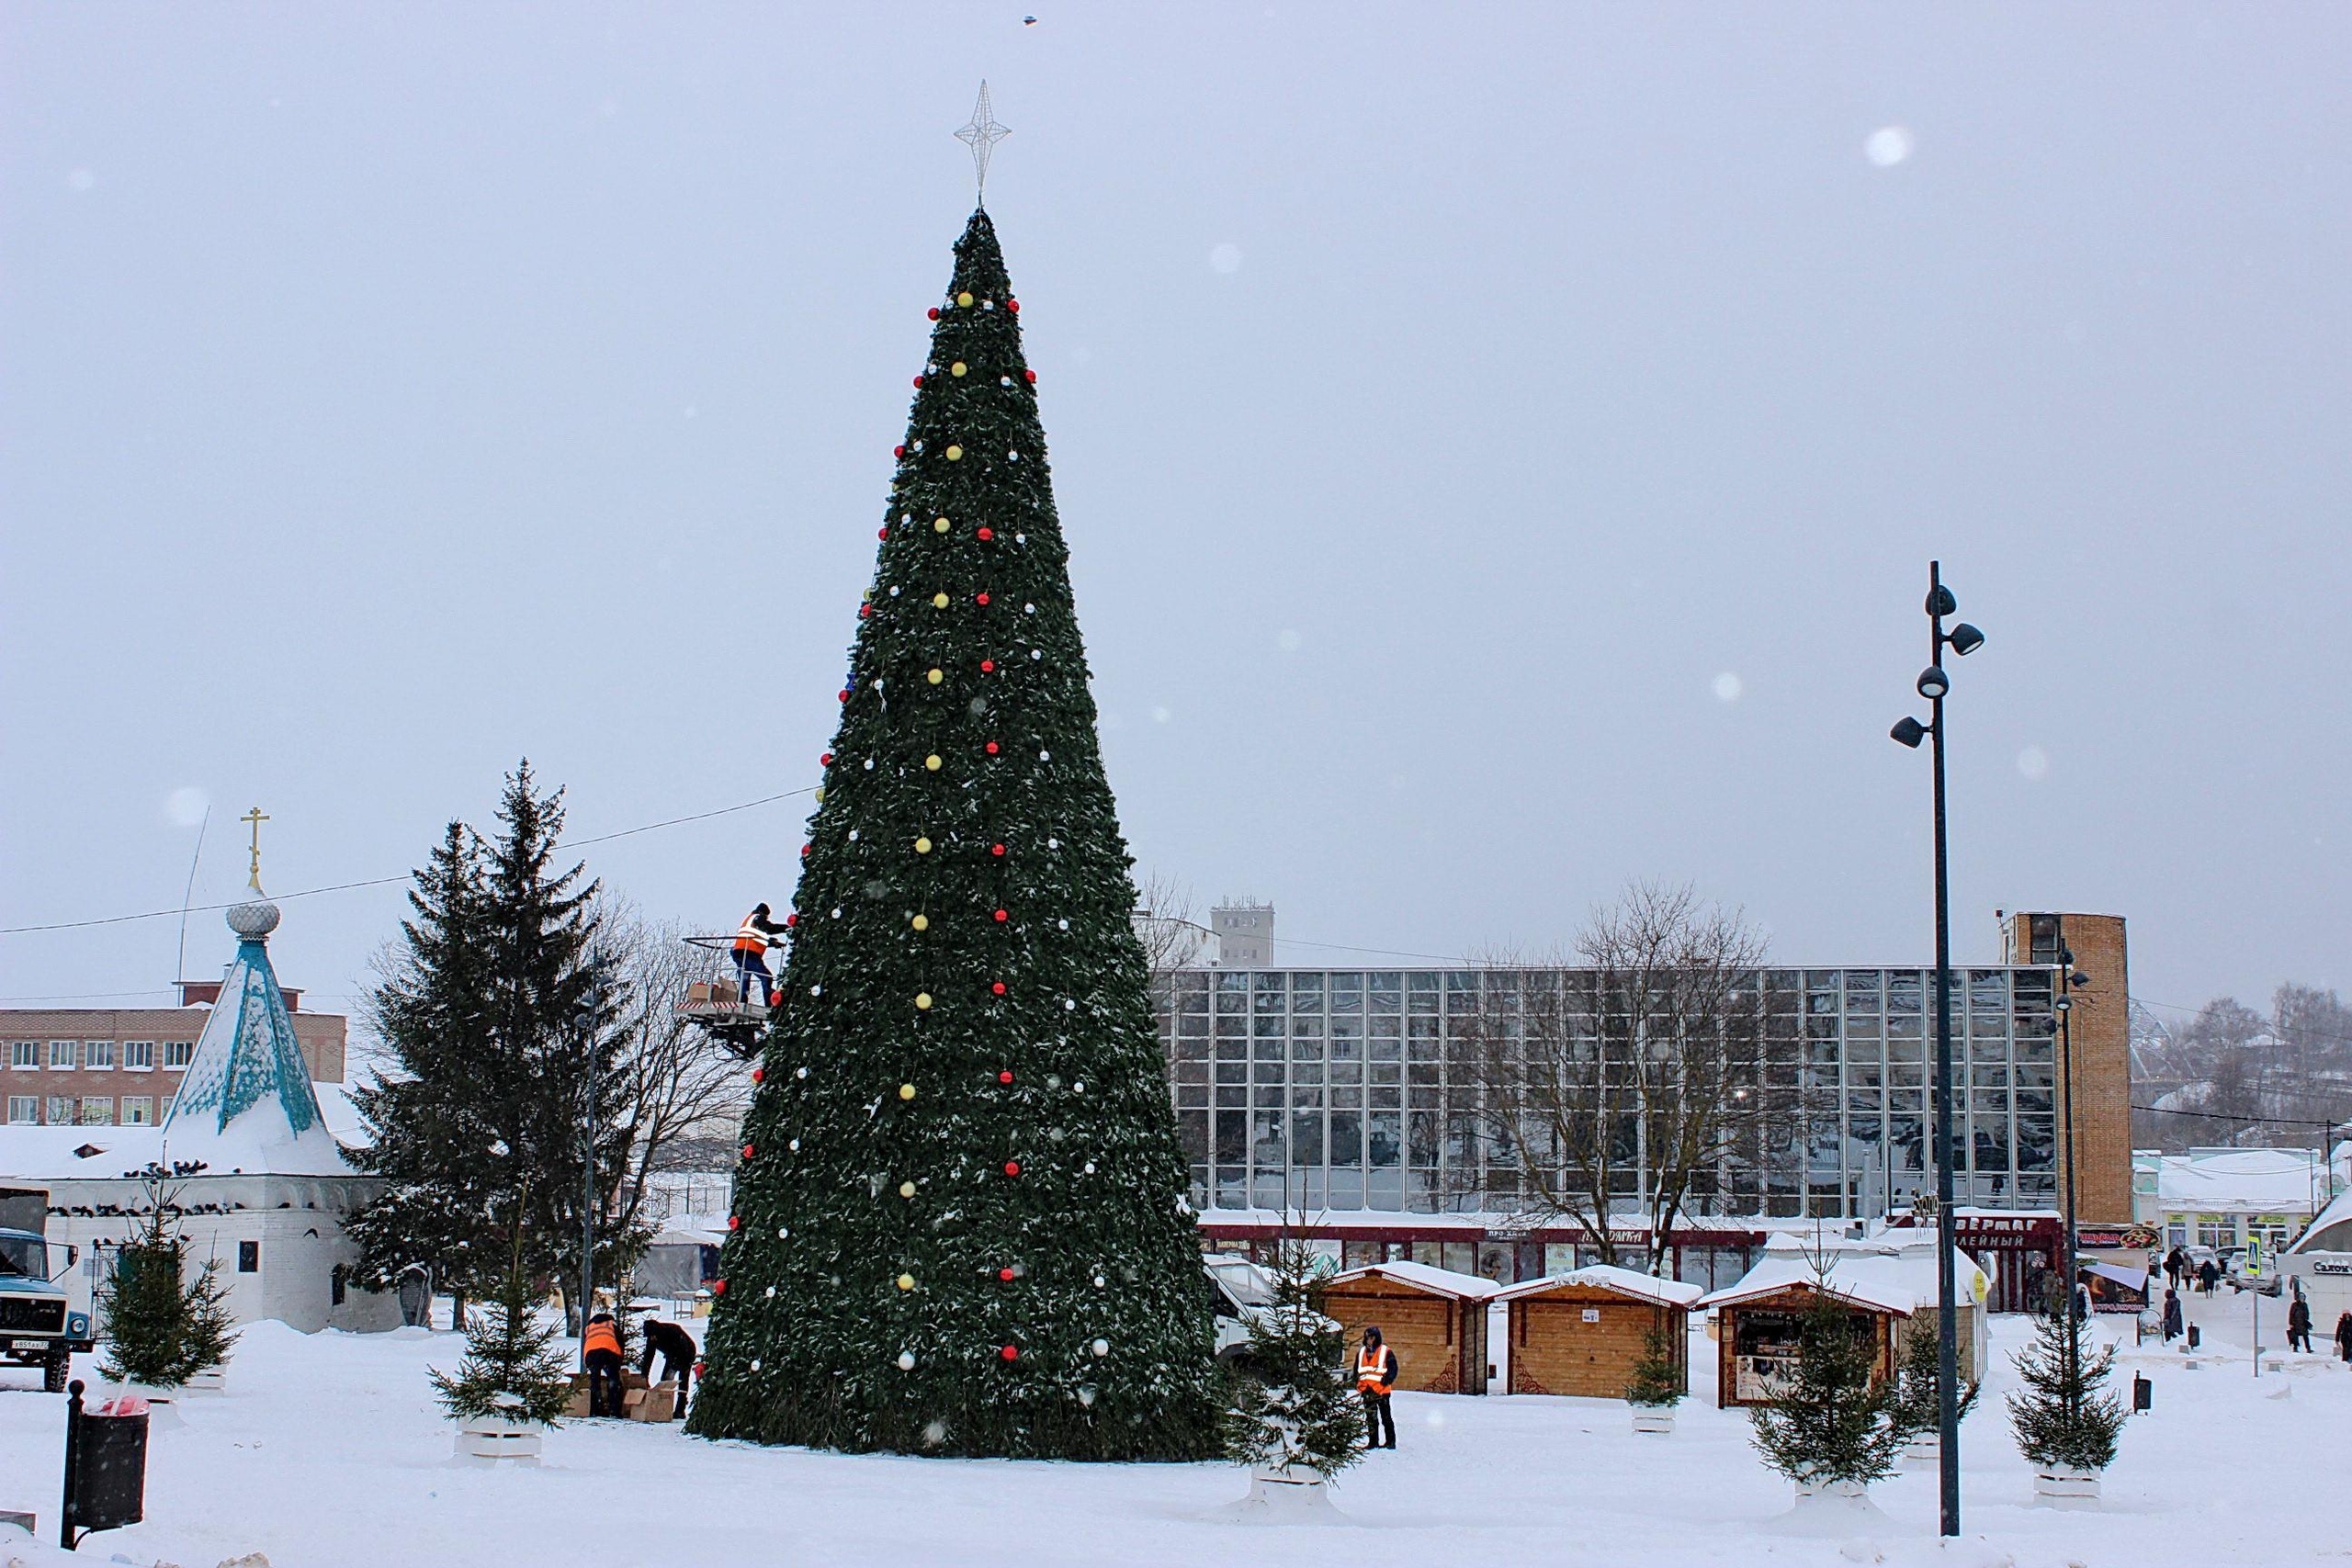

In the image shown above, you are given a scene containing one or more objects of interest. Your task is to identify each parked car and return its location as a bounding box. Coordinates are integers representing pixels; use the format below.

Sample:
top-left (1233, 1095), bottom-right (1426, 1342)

top-left (1202, 1253), bottom-right (1340, 1361)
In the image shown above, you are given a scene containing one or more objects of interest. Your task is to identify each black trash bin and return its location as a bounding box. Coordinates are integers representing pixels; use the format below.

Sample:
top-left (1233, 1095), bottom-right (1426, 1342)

top-left (61, 1382), bottom-right (147, 1548)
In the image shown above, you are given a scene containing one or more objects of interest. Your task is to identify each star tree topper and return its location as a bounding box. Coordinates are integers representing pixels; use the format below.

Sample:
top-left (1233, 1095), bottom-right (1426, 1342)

top-left (956, 81), bottom-right (1011, 200)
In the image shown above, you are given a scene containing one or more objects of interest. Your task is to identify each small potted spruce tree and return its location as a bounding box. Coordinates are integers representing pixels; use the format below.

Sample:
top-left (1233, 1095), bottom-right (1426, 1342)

top-left (1222, 1239), bottom-right (1362, 1517)
top-left (434, 1258), bottom-right (573, 1465)
top-left (2006, 1303), bottom-right (2125, 1507)
top-left (1748, 1287), bottom-right (1904, 1517)
top-left (99, 1164), bottom-right (239, 1424)
top-left (1626, 1314), bottom-right (1685, 1435)
top-left (1891, 1314), bottom-right (1979, 1468)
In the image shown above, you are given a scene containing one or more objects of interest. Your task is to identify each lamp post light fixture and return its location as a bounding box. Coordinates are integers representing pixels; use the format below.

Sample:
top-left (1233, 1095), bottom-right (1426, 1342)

top-left (1889, 560), bottom-right (1984, 1540)
top-left (575, 987), bottom-right (604, 1366)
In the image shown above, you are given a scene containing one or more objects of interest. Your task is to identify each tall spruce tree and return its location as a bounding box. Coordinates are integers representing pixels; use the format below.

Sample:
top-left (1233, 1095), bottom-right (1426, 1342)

top-left (349, 764), bottom-right (637, 1304)
top-left (686, 209), bottom-right (1220, 1460)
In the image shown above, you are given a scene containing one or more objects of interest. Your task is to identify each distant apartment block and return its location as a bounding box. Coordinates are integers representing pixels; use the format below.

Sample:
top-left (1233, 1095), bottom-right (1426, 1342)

top-left (1, 980), bottom-right (345, 1128)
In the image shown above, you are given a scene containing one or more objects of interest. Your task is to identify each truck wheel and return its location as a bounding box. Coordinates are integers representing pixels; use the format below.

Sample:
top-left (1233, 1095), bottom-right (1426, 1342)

top-left (43, 1347), bottom-right (71, 1393)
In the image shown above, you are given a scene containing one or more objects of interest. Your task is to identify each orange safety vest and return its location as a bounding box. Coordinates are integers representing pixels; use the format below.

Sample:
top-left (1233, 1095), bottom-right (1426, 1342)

top-left (583, 1319), bottom-right (621, 1359)
top-left (734, 915), bottom-right (771, 955)
top-left (1356, 1344), bottom-right (1392, 1393)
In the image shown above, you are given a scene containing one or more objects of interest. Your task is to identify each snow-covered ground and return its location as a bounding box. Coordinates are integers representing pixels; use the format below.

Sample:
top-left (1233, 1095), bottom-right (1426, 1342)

top-left (0, 1303), bottom-right (2340, 1568)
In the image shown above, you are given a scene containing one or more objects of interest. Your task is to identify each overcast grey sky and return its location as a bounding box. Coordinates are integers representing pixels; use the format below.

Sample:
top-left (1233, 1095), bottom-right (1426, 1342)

top-left (5, 4), bottom-right (2346, 1032)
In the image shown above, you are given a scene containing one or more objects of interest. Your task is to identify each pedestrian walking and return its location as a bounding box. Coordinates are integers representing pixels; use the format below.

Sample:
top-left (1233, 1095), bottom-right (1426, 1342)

top-left (2287, 1292), bottom-right (2314, 1354)
top-left (2162, 1287), bottom-right (2183, 1343)
top-left (639, 1317), bottom-right (698, 1418)
top-left (1354, 1326), bottom-right (1400, 1451)
top-left (582, 1310), bottom-right (626, 1417)
top-left (2165, 1246), bottom-right (2188, 1292)
top-left (2197, 1258), bottom-right (2221, 1295)
top-left (2335, 1311), bottom-right (2352, 1363)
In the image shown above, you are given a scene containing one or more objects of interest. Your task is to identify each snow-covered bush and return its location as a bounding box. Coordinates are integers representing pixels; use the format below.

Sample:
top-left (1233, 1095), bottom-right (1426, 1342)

top-left (1220, 1241), bottom-right (1362, 1480)
top-left (1747, 1288), bottom-right (1904, 1489)
top-left (2006, 1305), bottom-right (2124, 1473)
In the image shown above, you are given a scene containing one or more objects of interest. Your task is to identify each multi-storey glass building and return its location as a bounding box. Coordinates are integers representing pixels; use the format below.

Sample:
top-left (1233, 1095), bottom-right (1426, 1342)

top-left (1146, 908), bottom-right (2137, 1307)
top-left (1152, 964), bottom-right (2063, 1222)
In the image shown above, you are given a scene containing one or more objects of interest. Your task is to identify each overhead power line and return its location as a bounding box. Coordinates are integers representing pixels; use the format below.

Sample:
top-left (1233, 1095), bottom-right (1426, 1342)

top-left (0, 787), bottom-right (816, 937)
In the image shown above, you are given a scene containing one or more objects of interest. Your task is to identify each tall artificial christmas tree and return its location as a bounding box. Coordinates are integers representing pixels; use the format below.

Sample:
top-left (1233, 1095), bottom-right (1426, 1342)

top-left (685, 201), bottom-right (1220, 1461)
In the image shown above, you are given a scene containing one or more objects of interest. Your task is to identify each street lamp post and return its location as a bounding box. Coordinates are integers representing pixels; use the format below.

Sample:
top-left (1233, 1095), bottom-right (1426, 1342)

top-left (1889, 560), bottom-right (1984, 1540)
top-left (576, 993), bottom-right (601, 1367)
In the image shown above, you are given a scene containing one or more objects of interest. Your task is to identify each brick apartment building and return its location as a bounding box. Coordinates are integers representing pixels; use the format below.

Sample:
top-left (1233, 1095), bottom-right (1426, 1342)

top-left (1, 978), bottom-right (346, 1128)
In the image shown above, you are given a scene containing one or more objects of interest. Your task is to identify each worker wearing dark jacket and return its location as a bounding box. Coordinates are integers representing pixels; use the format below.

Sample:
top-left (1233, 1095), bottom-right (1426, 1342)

top-left (582, 1311), bottom-right (626, 1418)
top-left (1355, 1326), bottom-right (1400, 1450)
top-left (639, 1318), bottom-right (698, 1418)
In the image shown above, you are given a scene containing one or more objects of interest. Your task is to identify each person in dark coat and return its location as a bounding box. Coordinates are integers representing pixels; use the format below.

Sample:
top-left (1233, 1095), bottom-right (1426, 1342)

top-left (2197, 1258), bottom-right (2221, 1295)
top-left (1354, 1326), bottom-right (1400, 1451)
top-left (2165, 1247), bottom-right (2188, 1291)
top-left (2335, 1311), bottom-right (2352, 1363)
top-left (2287, 1291), bottom-right (2314, 1354)
top-left (2161, 1287), bottom-right (2183, 1342)
top-left (639, 1318), bottom-right (699, 1417)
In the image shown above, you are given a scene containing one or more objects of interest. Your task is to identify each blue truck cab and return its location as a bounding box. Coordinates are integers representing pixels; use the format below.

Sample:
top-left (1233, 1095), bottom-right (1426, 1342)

top-left (0, 1186), bottom-right (93, 1392)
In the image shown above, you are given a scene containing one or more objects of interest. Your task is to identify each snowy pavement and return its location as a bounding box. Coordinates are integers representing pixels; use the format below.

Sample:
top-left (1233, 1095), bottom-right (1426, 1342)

top-left (0, 1314), bottom-right (2343, 1568)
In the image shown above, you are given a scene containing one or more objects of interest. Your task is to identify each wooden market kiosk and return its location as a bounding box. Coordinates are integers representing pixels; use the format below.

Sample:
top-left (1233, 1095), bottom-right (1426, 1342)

top-left (1318, 1261), bottom-right (1501, 1394)
top-left (1697, 1235), bottom-right (1990, 1408)
top-left (1492, 1266), bottom-right (1703, 1399)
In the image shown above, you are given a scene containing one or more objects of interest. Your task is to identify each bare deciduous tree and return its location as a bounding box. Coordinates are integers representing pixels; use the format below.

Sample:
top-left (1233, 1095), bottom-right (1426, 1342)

top-left (1447, 883), bottom-right (1791, 1274)
top-left (1132, 872), bottom-right (1210, 976)
top-left (596, 902), bottom-right (758, 1240)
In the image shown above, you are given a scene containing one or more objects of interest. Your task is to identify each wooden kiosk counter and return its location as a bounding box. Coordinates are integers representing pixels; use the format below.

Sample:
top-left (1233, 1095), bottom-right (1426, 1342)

top-left (1492, 1266), bottom-right (1703, 1399)
top-left (1318, 1261), bottom-right (1501, 1394)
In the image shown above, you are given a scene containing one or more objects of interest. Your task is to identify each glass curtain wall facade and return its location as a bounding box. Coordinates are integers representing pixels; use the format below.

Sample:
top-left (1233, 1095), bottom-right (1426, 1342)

top-left (1152, 965), bottom-right (2061, 1221)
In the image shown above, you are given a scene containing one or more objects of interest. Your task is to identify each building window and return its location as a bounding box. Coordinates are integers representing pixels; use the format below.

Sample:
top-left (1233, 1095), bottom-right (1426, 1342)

top-left (9, 1041), bottom-right (36, 1069)
top-left (46, 1096), bottom-right (73, 1125)
top-left (2196, 1215), bottom-right (2233, 1250)
top-left (238, 1241), bottom-right (260, 1274)
top-left (160, 1096), bottom-right (175, 1121)
top-left (162, 1040), bottom-right (194, 1070)
top-left (85, 1040), bottom-right (115, 1071)
top-left (78, 1097), bottom-right (113, 1125)
top-left (123, 1041), bottom-right (154, 1071)
top-left (49, 1040), bottom-right (77, 1070)
top-left (121, 1096), bottom-right (153, 1126)
top-left (331, 1265), bottom-right (347, 1306)
top-left (6, 1097), bottom-right (35, 1124)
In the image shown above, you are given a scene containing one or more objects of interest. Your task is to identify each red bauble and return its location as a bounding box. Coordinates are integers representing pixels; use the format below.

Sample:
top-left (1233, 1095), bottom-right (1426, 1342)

top-left (694, 1360), bottom-right (707, 1377)
top-left (975, 592), bottom-right (990, 606)
top-left (741, 1144), bottom-right (756, 1160)
top-left (993, 908), bottom-right (1008, 922)
top-left (1024, 369), bottom-right (1037, 384)
top-left (999, 1069), bottom-right (1014, 1084)
top-left (859, 604), bottom-right (872, 618)
top-left (783, 913), bottom-right (797, 927)
top-left (998, 1267), bottom-right (1015, 1282)
top-left (838, 689), bottom-right (851, 703)
top-left (877, 526), bottom-right (888, 539)
top-left (912, 376), bottom-right (924, 388)
top-left (1002, 1160), bottom-right (1022, 1178)
top-left (800, 844), bottom-right (811, 858)
top-left (713, 1280), bottom-right (728, 1297)
top-left (893, 444), bottom-right (906, 457)
top-left (977, 526), bottom-right (994, 541)
top-left (991, 981), bottom-right (1008, 996)
top-left (751, 1066), bottom-right (765, 1084)
top-left (820, 751), bottom-right (834, 766)
top-left (990, 843), bottom-right (1007, 857)
top-left (927, 307), bottom-right (940, 320)
top-left (728, 1214), bottom-right (741, 1231)
top-left (985, 740), bottom-right (1000, 755)
top-left (1000, 1344), bottom-right (1019, 1361)
top-left (979, 659), bottom-right (996, 673)
top-left (1007, 299), bottom-right (1020, 313)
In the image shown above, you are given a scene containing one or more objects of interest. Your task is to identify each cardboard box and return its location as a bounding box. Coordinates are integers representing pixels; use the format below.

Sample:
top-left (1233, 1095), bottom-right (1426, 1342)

top-left (625, 1380), bottom-right (678, 1422)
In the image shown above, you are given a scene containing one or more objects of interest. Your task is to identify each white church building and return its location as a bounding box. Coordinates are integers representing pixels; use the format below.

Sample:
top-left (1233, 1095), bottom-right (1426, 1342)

top-left (0, 892), bottom-right (399, 1334)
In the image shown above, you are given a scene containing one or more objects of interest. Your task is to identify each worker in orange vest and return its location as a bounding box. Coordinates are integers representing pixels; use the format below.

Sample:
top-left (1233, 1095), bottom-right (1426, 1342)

top-left (734, 903), bottom-right (786, 1007)
top-left (582, 1310), bottom-right (626, 1417)
top-left (1355, 1325), bottom-right (1400, 1450)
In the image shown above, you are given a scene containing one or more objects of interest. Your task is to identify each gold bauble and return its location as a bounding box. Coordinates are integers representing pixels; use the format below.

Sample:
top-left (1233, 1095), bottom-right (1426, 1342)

top-left (911, 913), bottom-right (929, 931)
top-left (944, 445), bottom-right (963, 461)
top-left (914, 836), bottom-right (933, 853)
top-left (933, 516), bottom-right (950, 534)
top-left (927, 668), bottom-right (944, 684)
top-left (950, 362), bottom-right (967, 378)
top-left (915, 992), bottom-right (933, 1010)
top-left (812, 787), bottom-right (824, 804)
top-left (924, 754), bottom-right (943, 772)
top-left (956, 291), bottom-right (973, 307)
top-left (899, 1180), bottom-right (917, 1199)
top-left (932, 592), bottom-right (949, 608)
top-left (896, 1273), bottom-right (916, 1291)
top-left (899, 1083), bottom-right (916, 1100)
